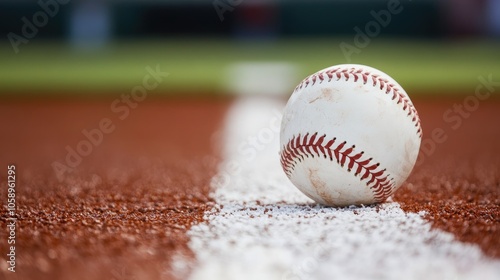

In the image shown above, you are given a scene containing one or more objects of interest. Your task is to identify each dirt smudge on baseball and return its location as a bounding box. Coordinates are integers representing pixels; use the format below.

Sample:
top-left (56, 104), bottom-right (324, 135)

top-left (308, 88), bottom-right (338, 104)
top-left (308, 167), bottom-right (336, 205)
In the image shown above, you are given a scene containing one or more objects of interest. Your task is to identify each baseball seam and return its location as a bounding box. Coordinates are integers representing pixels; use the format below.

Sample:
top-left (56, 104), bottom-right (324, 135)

top-left (294, 66), bottom-right (422, 138)
top-left (280, 132), bottom-right (395, 202)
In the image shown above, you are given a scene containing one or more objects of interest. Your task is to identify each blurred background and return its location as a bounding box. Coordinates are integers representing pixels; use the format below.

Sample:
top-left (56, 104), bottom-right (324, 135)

top-left (0, 0), bottom-right (499, 95)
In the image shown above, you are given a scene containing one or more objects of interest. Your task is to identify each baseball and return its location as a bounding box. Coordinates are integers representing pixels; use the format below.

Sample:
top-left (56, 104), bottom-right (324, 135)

top-left (280, 64), bottom-right (422, 206)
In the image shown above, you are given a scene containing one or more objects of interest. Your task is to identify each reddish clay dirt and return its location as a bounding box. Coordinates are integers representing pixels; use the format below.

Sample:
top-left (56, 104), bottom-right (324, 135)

top-left (0, 97), bottom-right (230, 280)
top-left (0, 95), bottom-right (499, 280)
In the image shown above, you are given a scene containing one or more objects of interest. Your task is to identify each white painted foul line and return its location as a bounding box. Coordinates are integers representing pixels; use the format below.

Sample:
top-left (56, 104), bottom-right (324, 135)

top-left (184, 97), bottom-right (500, 280)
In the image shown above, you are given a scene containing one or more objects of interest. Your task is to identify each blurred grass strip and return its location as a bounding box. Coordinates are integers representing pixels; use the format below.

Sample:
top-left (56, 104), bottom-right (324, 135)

top-left (0, 39), bottom-right (499, 95)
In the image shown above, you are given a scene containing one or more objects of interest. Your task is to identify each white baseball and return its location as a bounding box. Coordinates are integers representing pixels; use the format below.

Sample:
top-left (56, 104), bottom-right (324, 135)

top-left (280, 64), bottom-right (422, 206)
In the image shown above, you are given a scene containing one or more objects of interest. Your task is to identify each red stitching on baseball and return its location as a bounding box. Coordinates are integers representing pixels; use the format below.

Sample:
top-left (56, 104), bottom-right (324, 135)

top-left (294, 66), bottom-right (422, 138)
top-left (280, 132), bottom-right (395, 203)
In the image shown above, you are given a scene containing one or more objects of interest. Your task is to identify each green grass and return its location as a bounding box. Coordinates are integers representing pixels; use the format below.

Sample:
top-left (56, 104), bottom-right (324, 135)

top-left (1, 38), bottom-right (499, 95)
